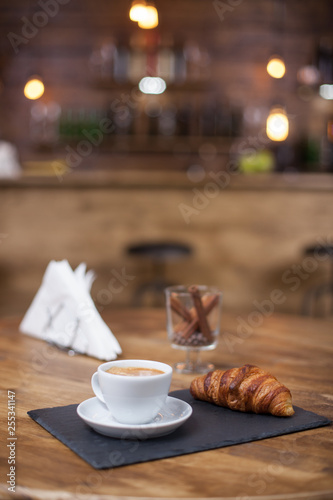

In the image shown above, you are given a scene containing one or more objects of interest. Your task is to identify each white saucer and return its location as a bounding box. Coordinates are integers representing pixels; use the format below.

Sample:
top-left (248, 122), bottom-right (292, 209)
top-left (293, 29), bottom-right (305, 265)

top-left (77, 396), bottom-right (192, 439)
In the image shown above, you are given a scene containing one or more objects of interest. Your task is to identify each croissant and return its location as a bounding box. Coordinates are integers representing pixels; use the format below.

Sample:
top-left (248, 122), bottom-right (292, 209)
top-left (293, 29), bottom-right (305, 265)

top-left (190, 364), bottom-right (294, 417)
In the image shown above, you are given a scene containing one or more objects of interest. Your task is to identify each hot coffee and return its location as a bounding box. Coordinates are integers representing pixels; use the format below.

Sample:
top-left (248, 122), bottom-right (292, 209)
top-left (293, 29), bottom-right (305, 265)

top-left (91, 359), bottom-right (172, 424)
top-left (106, 366), bottom-right (164, 377)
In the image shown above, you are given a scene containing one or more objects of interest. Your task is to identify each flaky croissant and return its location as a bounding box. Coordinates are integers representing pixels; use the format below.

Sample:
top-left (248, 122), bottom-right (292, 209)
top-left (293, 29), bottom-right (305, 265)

top-left (190, 364), bottom-right (294, 417)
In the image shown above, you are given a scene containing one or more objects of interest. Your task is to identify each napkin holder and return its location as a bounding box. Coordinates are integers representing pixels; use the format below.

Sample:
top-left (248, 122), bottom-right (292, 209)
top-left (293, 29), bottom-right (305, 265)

top-left (19, 260), bottom-right (122, 360)
top-left (0, 141), bottom-right (21, 178)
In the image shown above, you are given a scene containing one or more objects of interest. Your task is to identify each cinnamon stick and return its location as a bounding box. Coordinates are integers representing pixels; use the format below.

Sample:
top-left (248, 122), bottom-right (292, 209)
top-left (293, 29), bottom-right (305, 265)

top-left (174, 294), bottom-right (212, 331)
top-left (174, 293), bottom-right (219, 341)
top-left (170, 295), bottom-right (192, 322)
top-left (188, 285), bottom-right (213, 342)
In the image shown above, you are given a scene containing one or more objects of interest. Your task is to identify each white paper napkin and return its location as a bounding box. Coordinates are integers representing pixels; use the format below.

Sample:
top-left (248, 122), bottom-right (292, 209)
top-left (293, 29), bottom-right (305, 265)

top-left (0, 141), bottom-right (21, 178)
top-left (19, 260), bottom-right (122, 360)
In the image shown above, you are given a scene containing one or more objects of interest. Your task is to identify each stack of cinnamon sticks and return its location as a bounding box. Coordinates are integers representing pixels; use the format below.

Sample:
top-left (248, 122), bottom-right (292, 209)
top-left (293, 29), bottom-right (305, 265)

top-left (170, 285), bottom-right (219, 347)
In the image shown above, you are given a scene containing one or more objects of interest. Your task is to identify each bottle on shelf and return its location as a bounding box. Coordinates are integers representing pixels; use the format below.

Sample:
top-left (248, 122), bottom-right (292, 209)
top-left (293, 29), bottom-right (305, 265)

top-left (100, 40), bottom-right (116, 79)
top-left (199, 99), bottom-right (217, 136)
top-left (316, 38), bottom-right (333, 83)
top-left (183, 40), bottom-right (203, 82)
top-left (157, 34), bottom-right (175, 82)
top-left (230, 106), bottom-right (243, 137)
top-left (215, 101), bottom-right (232, 137)
top-left (128, 46), bottom-right (146, 82)
top-left (176, 102), bottom-right (193, 136)
top-left (144, 101), bottom-right (162, 136)
top-left (320, 118), bottom-right (333, 172)
top-left (158, 104), bottom-right (177, 136)
top-left (173, 40), bottom-right (187, 83)
top-left (113, 106), bottom-right (135, 136)
top-left (113, 43), bottom-right (130, 83)
top-left (144, 30), bottom-right (159, 77)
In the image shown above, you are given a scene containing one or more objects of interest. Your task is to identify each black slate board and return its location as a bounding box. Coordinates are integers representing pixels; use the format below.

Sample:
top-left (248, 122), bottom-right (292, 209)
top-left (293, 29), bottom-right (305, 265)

top-left (27, 389), bottom-right (331, 470)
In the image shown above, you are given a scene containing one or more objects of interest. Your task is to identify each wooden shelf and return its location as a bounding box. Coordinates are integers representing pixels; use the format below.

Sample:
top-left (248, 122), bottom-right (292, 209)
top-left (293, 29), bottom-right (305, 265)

top-left (94, 134), bottom-right (233, 153)
top-left (51, 135), bottom-right (234, 155)
top-left (2, 171), bottom-right (333, 192)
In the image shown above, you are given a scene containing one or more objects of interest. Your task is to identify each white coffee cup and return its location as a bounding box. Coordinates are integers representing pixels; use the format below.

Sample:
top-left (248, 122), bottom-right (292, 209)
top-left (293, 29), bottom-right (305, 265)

top-left (91, 359), bottom-right (173, 425)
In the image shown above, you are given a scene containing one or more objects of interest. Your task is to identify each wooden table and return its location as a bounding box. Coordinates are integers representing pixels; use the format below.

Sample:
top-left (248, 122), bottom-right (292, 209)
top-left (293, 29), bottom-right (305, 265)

top-left (0, 309), bottom-right (332, 500)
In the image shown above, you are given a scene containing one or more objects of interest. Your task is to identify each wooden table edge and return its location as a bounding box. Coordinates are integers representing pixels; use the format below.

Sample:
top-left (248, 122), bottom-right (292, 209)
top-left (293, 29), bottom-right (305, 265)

top-left (1, 486), bottom-right (333, 500)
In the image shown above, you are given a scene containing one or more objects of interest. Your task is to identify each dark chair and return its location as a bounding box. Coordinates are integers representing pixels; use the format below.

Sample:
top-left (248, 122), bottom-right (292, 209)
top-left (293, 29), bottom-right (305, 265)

top-left (301, 244), bottom-right (333, 316)
top-left (126, 242), bottom-right (193, 306)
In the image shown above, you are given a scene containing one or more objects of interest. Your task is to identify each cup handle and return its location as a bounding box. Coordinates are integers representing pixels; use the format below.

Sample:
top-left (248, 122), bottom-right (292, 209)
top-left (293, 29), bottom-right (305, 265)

top-left (91, 372), bottom-right (105, 404)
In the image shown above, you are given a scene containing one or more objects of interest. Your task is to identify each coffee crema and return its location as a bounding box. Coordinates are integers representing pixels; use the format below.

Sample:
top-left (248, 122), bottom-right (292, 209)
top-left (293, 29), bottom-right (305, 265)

top-left (106, 366), bottom-right (165, 377)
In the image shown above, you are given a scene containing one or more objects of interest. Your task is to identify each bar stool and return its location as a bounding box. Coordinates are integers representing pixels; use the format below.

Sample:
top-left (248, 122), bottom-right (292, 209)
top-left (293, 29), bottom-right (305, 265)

top-left (126, 241), bottom-right (193, 306)
top-left (301, 244), bottom-right (333, 316)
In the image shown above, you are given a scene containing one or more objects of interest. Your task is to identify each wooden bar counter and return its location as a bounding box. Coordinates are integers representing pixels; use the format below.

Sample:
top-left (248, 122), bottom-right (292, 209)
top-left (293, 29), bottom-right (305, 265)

top-left (0, 309), bottom-right (332, 500)
top-left (1, 171), bottom-right (333, 317)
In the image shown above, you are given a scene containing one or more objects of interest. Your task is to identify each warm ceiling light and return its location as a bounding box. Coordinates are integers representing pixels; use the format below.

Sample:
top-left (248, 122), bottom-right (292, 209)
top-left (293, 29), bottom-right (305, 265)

top-left (266, 107), bottom-right (289, 141)
top-left (129, 1), bottom-right (158, 29)
top-left (267, 57), bottom-right (286, 79)
top-left (137, 5), bottom-right (158, 29)
top-left (24, 78), bottom-right (44, 100)
top-left (129, 1), bottom-right (146, 22)
top-left (139, 76), bottom-right (166, 94)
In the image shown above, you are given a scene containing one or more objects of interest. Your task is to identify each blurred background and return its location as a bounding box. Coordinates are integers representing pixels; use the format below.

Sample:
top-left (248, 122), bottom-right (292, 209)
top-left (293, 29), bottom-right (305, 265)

top-left (0, 0), bottom-right (332, 317)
